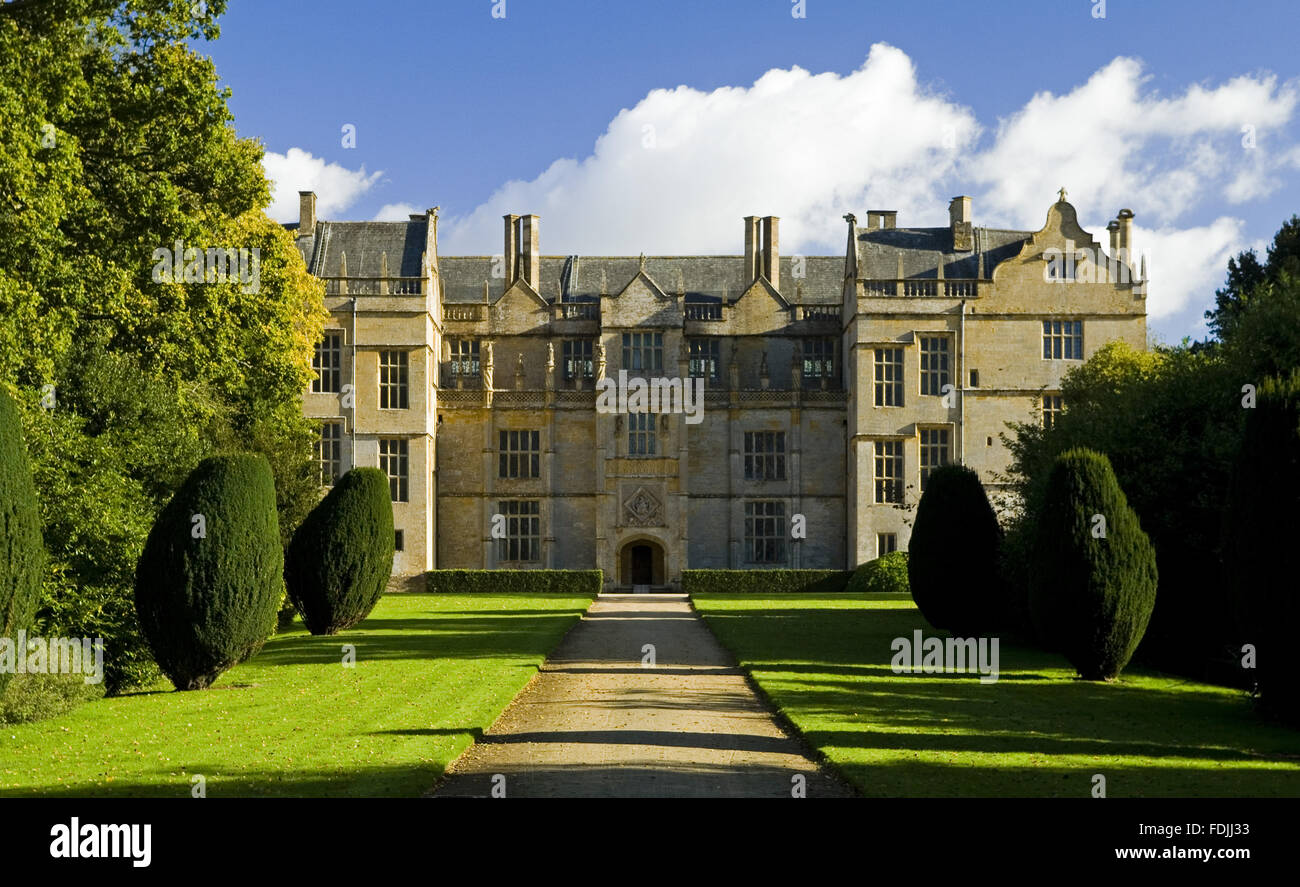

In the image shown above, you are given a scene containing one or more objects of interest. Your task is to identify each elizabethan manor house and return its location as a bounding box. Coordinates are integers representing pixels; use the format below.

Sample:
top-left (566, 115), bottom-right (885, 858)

top-left (290, 192), bottom-right (1147, 590)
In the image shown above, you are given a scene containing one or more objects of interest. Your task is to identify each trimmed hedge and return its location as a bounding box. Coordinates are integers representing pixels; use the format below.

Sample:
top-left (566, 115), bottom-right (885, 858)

top-left (134, 454), bottom-right (283, 690)
top-left (0, 387), bottom-right (45, 696)
top-left (682, 570), bottom-right (851, 595)
top-left (1225, 371), bottom-right (1300, 722)
top-left (285, 468), bottom-right (394, 635)
top-left (847, 551), bottom-right (910, 595)
top-left (907, 464), bottom-right (1003, 635)
top-left (1029, 448), bottom-right (1158, 681)
top-left (426, 570), bottom-right (603, 596)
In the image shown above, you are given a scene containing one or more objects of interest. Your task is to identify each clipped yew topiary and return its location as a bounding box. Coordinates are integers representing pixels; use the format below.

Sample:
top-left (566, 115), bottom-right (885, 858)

top-left (285, 468), bottom-right (394, 635)
top-left (1225, 372), bottom-right (1300, 722)
top-left (0, 387), bottom-right (45, 694)
top-left (907, 464), bottom-right (1002, 635)
top-left (1030, 448), bottom-right (1158, 681)
top-left (134, 454), bottom-right (283, 690)
top-left (847, 551), bottom-right (910, 595)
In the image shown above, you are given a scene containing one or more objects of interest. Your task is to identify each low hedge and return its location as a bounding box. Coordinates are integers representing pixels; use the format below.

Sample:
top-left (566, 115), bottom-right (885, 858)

top-left (846, 551), bottom-right (910, 595)
top-left (425, 570), bottom-right (603, 596)
top-left (682, 569), bottom-right (851, 595)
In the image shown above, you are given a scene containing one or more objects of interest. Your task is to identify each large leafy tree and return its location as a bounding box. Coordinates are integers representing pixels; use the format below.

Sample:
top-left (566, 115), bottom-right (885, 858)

top-left (0, 1), bottom-right (326, 691)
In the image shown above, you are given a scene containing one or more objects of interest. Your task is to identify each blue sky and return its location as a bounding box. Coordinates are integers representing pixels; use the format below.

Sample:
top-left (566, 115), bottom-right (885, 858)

top-left (206, 0), bottom-right (1300, 342)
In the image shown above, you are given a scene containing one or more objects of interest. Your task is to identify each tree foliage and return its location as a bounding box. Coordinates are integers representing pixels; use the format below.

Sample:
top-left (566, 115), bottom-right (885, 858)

top-left (134, 454), bottom-right (283, 690)
top-left (0, 387), bottom-right (45, 695)
top-left (1224, 372), bottom-right (1300, 722)
top-left (285, 469), bottom-right (395, 635)
top-left (1029, 449), bottom-right (1158, 681)
top-left (907, 464), bottom-right (1002, 635)
top-left (0, 2), bottom-right (326, 692)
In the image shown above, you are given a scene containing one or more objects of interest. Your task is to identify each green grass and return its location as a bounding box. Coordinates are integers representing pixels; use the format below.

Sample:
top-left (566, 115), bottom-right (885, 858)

top-left (693, 592), bottom-right (1300, 797)
top-left (0, 593), bottom-right (590, 797)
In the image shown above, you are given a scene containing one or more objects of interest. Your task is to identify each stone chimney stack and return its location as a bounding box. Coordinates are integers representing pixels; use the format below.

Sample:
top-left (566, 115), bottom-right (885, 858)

top-left (866, 210), bottom-right (898, 231)
top-left (503, 214), bottom-right (519, 284)
top-left (743, 216), bottom-right (761, 283)
top-left (1107, 219), bottom-right (1121, 256)
top-left (1116, 209), bottom-right (1134, 256)
top-left (949, 196), bottom-right (973, 252)
top-left (520, 214), bottom-right (541, 291)
top-left (298, 191), bottom-right (316, 235)
top-left (761, 216), bottom-right (779, 291)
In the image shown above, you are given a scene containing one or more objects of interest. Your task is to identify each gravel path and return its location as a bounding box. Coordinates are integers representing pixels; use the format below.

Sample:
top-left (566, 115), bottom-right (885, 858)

top-left (428, 595), bottom-right (854, 798)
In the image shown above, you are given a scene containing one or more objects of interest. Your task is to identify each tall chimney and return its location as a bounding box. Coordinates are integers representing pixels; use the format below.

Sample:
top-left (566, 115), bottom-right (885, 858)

top-left (762, 216), bottom-right (780, 292)
top-left (298, 191), bottom-right (317, 235)
top-left (743, 216), bottom-right (761, 283)
top-left (503, 214), bottom-right (519, 284)
top-left (1107, 220), bottom-right (1120, 256)
top-left (520, 214), bottom-right (541, 291)
top-left (949, 196), bottom-right (972, 252)
top-left (1116, 208), bottom-right (1134, 255)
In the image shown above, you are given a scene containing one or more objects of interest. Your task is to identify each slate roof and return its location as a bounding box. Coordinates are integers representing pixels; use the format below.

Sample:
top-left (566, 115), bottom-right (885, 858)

top-left (438, 254), bottom-right (846, 304)
top-left (296, 220), bottom-right (429, 279)
top-left (854, 226), bottom-right (1030, 279)
top-left (288, 218), bottom-right (1034, 302)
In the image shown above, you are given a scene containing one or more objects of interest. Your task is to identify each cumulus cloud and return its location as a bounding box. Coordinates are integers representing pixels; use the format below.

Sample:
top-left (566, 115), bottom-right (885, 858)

top-left (431, 45), bottom-right (1300, 338)
top-left (439, 44), bottom-right (980, 255)
top-left (967, 58), bottom-right (1298, 228)
top-left (262, 147), bottom-right (383, 223)
top-left (372, 202), bottom-right (424, 221)
top-left (1129, 219), bottom-right (1247, 321)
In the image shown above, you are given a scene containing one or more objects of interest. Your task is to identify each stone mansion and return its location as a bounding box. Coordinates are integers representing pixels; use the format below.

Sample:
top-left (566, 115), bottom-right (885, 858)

top-left (290, 192), bottom-right (1147, 589)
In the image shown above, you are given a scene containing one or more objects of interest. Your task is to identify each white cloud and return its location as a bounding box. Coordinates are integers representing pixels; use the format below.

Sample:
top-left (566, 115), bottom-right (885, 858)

top-left (439, 44), bottom-right (980, 255)
top-left (429, 46), bottom-right (1297, 340)
top-left (262, 147), bottom-right (383, 223)
top-left (372, 202), bottom-right (423, 222)
top-left (1127, 218), bottom-right (1246, 321)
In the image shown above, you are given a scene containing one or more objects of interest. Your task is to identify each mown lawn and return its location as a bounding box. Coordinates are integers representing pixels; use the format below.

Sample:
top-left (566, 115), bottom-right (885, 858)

top-left (0, 593), bottom-right (591, 798)
top-left (694, 593), bottom-right (1300, 798)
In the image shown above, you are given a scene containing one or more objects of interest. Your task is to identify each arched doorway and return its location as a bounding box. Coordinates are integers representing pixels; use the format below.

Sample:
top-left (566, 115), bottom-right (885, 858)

top-left (618, 539), bottom-right (665, 586)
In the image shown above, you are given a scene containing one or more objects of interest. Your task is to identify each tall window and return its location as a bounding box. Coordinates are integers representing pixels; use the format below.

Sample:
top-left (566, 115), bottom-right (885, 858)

top-left (1042, 320), bottom-right (1083, 360)
top-left (919, 428), bottom-right (950, 492)
top-left (628, 412), bottom-right (657, 456)
top-left (919, 336), bottom-right (951, 396)
top-left (802, 337), bottom-right (835, 386)
top-left (449, 339), bottom-right (480, 378)
top-left (313, 332), bottom-right (342, 393)
top-left (744, 501), bottom-right (786, 564)
top-left (688, 338), bottom-right (721, 381)
top-left (874, 440), bottom-right (903, 504)
top-left (877, 533), bottom-right (898, 556)
top-left (499, 430), bottom-right (541, 479)
top-left (622, 332), bottom-right (663, 373)
top-left (379, 350), bottom-right (409, 409)
top-left (744, 431), bottom-right (786, 481)
top-left (874, 348), bottom-right (904, 407)
top-left (379, 438), bottom-right (408, 502)
top-left (1042, 394), bottom-right (1064, 429)
top-left (315, 421), bottom-right (343, 485)
top-left (497, 500), bottom-right (540, 562)
top-left (562, 339), bottom-right (594, 380)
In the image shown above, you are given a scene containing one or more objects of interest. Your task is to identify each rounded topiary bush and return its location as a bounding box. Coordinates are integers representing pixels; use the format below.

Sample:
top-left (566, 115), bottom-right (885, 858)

top-left (847, 551), bottom-right (910, 595)
top-left (1225, 372), bottom-right (1300, 722)
top-left (907, 464), bottom-right (1002, 635)
top-left (1029, 448), bottom-right (1158, 681)
top-left (285, 467), bottom-right (394, 635)
top-left (134, 454), bottom-right (283, 690)
top-left (0, 387), bottom-right (45, 695)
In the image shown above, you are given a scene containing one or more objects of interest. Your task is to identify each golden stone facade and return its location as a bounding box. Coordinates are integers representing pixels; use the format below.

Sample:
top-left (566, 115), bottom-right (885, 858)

top-left (291, 192), bottom-right (1147, 589)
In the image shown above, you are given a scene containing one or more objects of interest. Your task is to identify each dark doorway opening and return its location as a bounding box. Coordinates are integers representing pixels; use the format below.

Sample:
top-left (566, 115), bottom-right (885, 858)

top-left (630, 544), bottom-right (653, 585)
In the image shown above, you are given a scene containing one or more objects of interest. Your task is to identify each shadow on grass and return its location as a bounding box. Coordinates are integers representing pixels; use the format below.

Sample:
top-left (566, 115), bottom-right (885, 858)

top-left (696, 598), bottom-right (1300, 797)
top-left (256, 611), bottom-right (590, 667)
